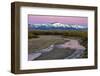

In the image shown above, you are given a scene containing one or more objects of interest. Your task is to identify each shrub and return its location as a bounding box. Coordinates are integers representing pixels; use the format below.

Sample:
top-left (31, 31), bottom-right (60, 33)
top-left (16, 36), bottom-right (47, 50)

top-left (28, 33), bottom-right (39, 39)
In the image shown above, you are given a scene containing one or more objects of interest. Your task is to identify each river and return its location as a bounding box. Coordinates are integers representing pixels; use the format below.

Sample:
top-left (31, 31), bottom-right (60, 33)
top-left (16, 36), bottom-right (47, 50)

top-left (28, 39), bottom-right (86, 61)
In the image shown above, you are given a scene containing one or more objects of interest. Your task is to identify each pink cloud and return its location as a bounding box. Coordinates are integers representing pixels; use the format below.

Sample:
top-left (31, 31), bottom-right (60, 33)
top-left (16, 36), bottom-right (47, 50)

top-left (28, 15), bottom-right (88, 25)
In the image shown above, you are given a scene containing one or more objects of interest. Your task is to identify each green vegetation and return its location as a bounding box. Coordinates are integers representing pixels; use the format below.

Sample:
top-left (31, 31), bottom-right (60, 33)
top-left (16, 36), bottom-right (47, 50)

top-left (81, 39), bottom-right (88, 58)
top-left (28, 30), bottom-right (87, 39)
top-left (82, 48), bottom-right (88, 58)
top-left (28, 32), bottom-right (39, 39)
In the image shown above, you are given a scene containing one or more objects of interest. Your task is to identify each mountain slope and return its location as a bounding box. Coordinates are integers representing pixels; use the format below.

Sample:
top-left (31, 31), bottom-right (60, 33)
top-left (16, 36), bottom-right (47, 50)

top-left (28, 22), bottom-right (87, 31)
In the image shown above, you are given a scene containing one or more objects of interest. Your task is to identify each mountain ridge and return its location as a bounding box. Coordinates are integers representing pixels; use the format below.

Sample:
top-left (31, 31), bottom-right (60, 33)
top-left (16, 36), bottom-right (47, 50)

top-left (28, 22), bottom-right (87, 31)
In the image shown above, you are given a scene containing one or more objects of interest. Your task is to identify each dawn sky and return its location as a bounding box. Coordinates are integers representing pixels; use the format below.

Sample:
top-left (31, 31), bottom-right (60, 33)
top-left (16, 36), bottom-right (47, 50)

top-left (28, 15), bottom-right (88, 25)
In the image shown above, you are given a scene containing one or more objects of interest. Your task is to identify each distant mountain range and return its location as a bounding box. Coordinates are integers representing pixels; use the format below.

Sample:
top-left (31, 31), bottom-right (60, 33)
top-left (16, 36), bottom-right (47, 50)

top-left (28, 22), bottom-right (88, 31)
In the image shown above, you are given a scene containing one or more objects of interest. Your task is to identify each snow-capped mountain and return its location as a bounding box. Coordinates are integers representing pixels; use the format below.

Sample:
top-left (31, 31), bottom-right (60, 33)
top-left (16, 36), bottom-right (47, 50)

top-left (28, 22), bottom-right (87, 31)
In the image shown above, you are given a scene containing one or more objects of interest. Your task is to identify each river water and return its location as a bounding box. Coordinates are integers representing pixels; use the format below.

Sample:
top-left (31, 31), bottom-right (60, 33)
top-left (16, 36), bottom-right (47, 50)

top-left (28, 39), bottom-right (86, 61)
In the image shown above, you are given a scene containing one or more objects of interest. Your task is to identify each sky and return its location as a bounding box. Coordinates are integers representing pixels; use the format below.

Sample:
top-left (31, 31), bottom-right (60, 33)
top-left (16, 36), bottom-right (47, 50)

top-left (28, 15), bottom-right (88, 25)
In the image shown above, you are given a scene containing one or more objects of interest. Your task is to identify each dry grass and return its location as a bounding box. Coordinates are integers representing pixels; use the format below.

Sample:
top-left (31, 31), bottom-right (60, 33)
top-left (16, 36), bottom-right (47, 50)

top-left (28, 35), bottom-right (68, 53)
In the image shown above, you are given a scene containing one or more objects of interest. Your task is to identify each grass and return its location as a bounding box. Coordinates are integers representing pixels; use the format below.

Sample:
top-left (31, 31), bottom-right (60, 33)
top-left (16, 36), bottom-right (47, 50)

top-left (28, 32), bottom-right (39, 39)
top-left (28, 35), bottom-right (67, 53)
top-left (81, 43), bottom-right (88, 58)
top-left (28, 30), bottom-right (87, 38)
